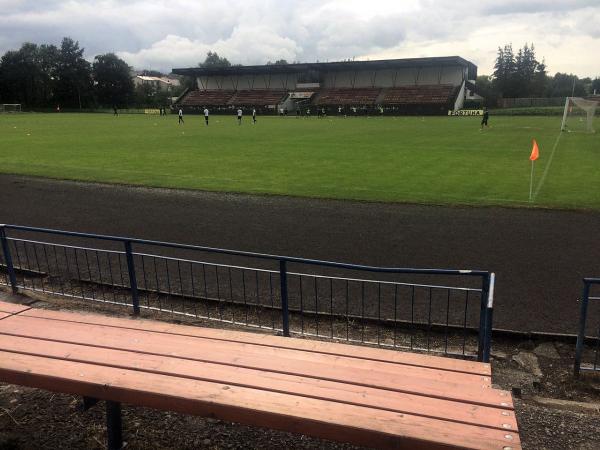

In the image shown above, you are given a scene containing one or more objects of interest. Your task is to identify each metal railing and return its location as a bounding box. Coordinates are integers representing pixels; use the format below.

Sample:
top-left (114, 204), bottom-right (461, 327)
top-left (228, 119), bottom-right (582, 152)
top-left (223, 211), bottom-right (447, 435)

top-left (0, 224), bottom-right (495, 362)
top-left (574, 278), bottom-right (600, 377)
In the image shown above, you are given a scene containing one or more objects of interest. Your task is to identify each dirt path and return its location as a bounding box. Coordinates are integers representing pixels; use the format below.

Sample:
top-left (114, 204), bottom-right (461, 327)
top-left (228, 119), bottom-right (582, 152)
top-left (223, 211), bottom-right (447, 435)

top-left (1, 174), bottom-right (599, 334)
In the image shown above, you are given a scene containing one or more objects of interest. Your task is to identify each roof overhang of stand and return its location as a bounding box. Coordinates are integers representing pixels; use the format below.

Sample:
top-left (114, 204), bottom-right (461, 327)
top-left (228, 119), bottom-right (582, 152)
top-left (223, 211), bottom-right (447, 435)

top-left (173, 56), bottom-right (477, 78)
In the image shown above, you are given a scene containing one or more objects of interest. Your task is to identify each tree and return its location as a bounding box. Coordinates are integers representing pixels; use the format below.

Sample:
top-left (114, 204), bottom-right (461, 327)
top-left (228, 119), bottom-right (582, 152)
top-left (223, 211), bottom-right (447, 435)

top-left (546, 73), bottom-right (586, 98)
top-left (531, 58), bottom-right (547, 97)
top-left (93, 53), bottom-right (134, 107)
top-left (198, 51), bottom-right (231, 68)
top-left (0, 42), bottom-right (58, 107)
top-left (492, 43), bottom-right (546, 98)
top-left (141, 70), bottom-right (164, 77)
top-left (54, 37), bottom-right (93, 108)
top-left (492, 44), bottom-right (516, 97)
top-left (592, 77), bottom-right (600, 95)
top-left (474, 75), bottom-right (498, 106)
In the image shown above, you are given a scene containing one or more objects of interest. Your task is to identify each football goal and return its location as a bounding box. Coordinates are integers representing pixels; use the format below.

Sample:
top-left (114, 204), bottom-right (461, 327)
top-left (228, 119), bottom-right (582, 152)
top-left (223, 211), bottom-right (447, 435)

top-left (0, 104), bottom-right (22, 113)
top-left (561, 97), bottom-right (598, 133)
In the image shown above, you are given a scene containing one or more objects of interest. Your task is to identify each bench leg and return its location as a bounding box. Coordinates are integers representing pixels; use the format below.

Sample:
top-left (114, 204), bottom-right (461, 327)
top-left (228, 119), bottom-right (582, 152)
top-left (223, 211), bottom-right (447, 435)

top-left (81, 396), bottom-right (99, 411)
top-left (106, 401), bottom-right (123, 450)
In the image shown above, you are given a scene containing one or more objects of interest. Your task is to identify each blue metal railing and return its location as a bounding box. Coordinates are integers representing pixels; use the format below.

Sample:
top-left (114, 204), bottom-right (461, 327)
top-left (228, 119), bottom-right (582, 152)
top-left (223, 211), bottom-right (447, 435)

top-left (574, 278), bottom-right (600, 377)
top-left (0, 224), bottom-right (495, 362)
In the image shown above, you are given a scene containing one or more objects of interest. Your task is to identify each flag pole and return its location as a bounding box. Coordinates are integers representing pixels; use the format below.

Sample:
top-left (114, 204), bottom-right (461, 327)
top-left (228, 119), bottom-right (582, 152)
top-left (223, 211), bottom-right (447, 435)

top-left (529, 160), bottom-right (534, 202)
top-left (529, 139), bottom-right (539, 202)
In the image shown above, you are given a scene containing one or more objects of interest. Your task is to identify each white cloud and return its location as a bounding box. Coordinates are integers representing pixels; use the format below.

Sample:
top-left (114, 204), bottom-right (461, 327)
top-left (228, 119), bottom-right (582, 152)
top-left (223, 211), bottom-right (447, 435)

top-left (0, 0), bottom-right (599, 76)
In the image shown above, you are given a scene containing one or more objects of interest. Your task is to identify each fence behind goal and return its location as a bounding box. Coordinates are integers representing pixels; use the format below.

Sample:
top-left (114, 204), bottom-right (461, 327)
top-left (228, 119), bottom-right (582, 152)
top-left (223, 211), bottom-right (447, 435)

top-left (0, 224), bottom-right (495, 362)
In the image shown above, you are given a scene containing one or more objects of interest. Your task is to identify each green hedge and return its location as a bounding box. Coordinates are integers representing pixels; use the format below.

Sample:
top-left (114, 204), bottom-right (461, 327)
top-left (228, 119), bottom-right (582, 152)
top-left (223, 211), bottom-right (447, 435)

top-left (490, 106), bottom-right (565, 116)
top-left (491, 106), bottom-right (600, 116)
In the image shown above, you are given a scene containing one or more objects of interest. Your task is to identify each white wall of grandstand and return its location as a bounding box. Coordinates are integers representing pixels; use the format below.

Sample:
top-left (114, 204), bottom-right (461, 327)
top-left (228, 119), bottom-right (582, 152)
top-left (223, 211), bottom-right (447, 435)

top-left (172, 57), bottom-right (477, 115)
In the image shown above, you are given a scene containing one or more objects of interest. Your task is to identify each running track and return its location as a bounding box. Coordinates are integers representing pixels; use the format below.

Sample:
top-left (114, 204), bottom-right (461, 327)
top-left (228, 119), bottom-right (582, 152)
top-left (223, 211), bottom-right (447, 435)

top-left (1, 174), bottom-right (599, 334)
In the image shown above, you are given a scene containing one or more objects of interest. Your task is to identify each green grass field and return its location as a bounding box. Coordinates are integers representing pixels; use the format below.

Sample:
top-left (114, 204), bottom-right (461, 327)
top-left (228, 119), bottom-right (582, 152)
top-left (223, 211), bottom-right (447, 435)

top-left (1, 112), bottom-right (598, 209)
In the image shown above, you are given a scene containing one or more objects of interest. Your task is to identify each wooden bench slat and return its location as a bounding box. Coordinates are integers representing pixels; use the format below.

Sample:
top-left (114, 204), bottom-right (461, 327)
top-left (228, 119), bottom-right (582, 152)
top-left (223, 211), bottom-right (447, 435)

top-left (20, 308), bottom-right (490, 376)
top-left (0, 300), bottom-right (30, 315)
top-left (0, 334), bottom-right (517, 431)
top-left (0, 315), bottom-right (509, 408)
top-left (0, 350), bottom-right (521, 450)
top-left (6, 314), bottom-right (488, 387)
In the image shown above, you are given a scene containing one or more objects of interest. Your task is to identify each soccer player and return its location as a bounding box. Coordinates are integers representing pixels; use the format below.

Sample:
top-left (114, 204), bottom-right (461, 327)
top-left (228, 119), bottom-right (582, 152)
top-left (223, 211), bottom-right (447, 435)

top-left (306, 107), bottom-right (310, 118)
top-left (480, 108), bottom-right (489, 129)
top-left (252, 107), bottom-right (257, 124)
top-left (296, 108), bottom-right (301, 118)
top-left (237, 108), bottom-right (243, 125)
top-left (204, 107), bottom-right (209, 125)
top-left (113, 106), bottom-right (118, 116)
top-left (178, 107), bottom-right (184, 124)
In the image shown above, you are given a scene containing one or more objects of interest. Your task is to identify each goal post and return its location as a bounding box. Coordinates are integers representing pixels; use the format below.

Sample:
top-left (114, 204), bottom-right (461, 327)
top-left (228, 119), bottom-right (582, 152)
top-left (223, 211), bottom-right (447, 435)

top-left (561, 97), bottom-right (598, 133)
top-left (0, 104), bottom-right (22, 113)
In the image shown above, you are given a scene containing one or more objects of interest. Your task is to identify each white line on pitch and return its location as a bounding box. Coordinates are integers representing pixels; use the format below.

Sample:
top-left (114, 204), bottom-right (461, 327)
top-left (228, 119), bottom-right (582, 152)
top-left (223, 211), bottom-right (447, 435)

top-left (533, 131), bottom-right (563, 201)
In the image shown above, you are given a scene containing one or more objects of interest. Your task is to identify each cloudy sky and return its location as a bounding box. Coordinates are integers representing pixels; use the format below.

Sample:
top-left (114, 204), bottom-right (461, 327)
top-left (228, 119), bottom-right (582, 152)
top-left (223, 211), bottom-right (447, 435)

top-left (1, 0), bottom-right (599, 77)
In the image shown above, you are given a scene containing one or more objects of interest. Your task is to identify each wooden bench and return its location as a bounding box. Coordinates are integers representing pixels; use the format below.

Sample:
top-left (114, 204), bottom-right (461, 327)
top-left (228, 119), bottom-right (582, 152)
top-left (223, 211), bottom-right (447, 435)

top-left (0, 300), bottom-right (520, 449)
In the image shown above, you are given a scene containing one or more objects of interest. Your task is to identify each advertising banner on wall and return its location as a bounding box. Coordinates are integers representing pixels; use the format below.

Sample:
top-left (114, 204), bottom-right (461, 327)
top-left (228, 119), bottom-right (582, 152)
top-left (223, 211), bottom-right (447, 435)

top-left (448, 109), bottom-right (483, 116)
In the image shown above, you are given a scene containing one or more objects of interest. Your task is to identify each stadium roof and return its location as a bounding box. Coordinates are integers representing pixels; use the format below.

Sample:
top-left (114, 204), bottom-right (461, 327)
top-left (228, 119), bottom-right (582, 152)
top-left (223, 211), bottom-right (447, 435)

top-left (173, 56), bottom-right (477, 77)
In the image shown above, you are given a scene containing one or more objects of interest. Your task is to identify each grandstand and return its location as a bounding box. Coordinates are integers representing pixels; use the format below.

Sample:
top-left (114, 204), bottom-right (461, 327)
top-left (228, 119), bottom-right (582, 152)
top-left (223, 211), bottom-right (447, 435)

top-left (228, 89), bottom-right (287, 106)
top-left (179, 90), bottom-right (235, 106)
top-left (173, 56), bottom-right (477, 115)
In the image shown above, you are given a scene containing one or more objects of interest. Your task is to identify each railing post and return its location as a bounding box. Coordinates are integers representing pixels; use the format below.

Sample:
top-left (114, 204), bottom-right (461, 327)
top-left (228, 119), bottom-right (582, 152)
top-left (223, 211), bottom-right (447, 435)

top-left (124, 241), bottom-right (140, 315)
top-left (574, 280), bottom-right (591, 378)
top-left (0, 226), bottom-right (18, 293)
top-left (279, 260), bottom-right (290, 337)
top-left (477, 274), bottom-right (490, 362)
top-left (482, 273), bottom-right (495, 363)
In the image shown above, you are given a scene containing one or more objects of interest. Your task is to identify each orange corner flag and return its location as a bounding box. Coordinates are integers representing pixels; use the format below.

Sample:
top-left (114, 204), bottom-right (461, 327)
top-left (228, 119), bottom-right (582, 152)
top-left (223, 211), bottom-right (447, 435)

top-left (530, 139), bottom-right (539, 161)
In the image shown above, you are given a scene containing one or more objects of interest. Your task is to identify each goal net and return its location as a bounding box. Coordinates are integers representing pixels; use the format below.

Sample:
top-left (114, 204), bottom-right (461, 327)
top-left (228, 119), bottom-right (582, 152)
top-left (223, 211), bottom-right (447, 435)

top-left (0, 104), bottom-right (22, 113)
top-left (561, 97), bottom-right (598, 133)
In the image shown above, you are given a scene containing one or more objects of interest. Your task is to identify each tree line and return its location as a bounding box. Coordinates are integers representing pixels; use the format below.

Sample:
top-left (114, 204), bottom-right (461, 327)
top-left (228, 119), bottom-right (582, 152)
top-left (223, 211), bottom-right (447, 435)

top-left (0, 38), bottom-right (134, 108)
top-left (1, 38), bottom-right (599, 109)
top-left (477, 43), bottom-right (600, 106)
top-left (0, 37), bottom-right (189, 109)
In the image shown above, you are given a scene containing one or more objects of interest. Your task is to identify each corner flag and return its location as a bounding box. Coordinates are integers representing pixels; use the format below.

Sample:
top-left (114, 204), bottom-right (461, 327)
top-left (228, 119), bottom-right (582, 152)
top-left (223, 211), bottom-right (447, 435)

top-left (529, 139), bottom-right (540, 201)
top-left (530, 139), bottom-right (539, 161)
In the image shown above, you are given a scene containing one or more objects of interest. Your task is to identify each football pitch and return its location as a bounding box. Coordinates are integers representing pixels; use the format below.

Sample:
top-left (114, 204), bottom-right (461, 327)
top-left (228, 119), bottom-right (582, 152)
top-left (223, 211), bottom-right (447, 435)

top-left (1, 112), bottom-right (598, 209)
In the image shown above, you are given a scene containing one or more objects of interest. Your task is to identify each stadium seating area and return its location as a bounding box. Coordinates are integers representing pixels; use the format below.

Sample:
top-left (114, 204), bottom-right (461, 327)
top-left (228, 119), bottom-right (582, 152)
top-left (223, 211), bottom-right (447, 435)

top-left (177, 84), bottom-right (459, 111)
top-left (381, 84), bottom-right (455, 105)
top-left (180, 90), bottom-right (236, 106)
top-left (227, 90), bottom-right (287, 106)
top-left (315, 88), bottom-right (381, 105)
